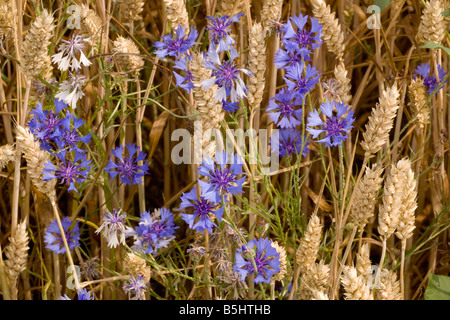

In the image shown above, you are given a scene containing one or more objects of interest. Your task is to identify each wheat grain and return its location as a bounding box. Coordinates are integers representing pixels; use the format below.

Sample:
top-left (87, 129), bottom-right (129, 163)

top-left (296, 214), bottom-right (323, 274)
top-left (0, 144), bottom-right (15, 170)
top-left (298, 260), bottom-right (329, 300)
top-left (246, 22), bottom-right (266, 111)
top-left (220, 0), bottom-right (244, 17)
top-left (334, 61), bottom-right (352, 105)
top-left (395, 162), bottom-right (417, 241)
top-left (79, 4), bottom-right (103, 46)
top-left (340, 266), bottom-right (373, 300)
top-left (123, 252), bottom-right (151, 282)
top-left (271, 240), bottom-right (287, 281)
top-left (120, 0), bottom-right (145, 24)
top-left (376, 269), bottom-right (402, 300)
top-left (15, 125), bottom-right (56, 200)
top-left (408, 78), bottom-right (429, 129)
top-left (0, 0), bottom-right (14, 41)
top-left (356, 243), bottom-right (373, 282)
top-left (112, 36), bottom-right (144, 76)
top-left (261, 0), bottom-right (284, 31)
top-left (163, 0), bottom-right (189, 30)
top-left (4, 219), bottom-right (29, 290)
top-left (416, 0), bottom-right (446, 45)
top-left (310, 0), bottom-right (345, 61)
top-left (361, 82), bottom-right (400, 158)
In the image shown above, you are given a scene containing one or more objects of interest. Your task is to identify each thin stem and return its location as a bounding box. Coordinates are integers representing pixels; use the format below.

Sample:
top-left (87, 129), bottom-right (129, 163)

top-left (400, 239), bottom-right (406, 300)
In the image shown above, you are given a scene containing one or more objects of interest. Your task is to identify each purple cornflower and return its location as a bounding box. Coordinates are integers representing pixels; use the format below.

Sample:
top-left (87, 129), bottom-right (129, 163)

top-left (281, 14), bottom-right (322, 60)
top-left (307, 100), bottom-right (355, 147)
top-left (131, 208), bottom-right (179, 254)
top-left (197, 151), bottom-right (246, 203)
top-left (56, 112), bottom-right (91, 153)
top-left (222, 100), bottom-right (240, 112)
top-left (284, 63), bottom-right (320, 98)
top-left (179, 186), bottom-right (224, 235)
top-left (233, 238), bottom-right (281, 284)
top-left (105, 143), bottom-right (149, 186)
top-left (95, 208), bottom-right (131, 248)
top-left (173, 56), bottom-right (194, 93)
top-left (206, 13), bottom-right (244, 52)
top-left (123, 274), bottom-right (147, 300)
top-left (43, 151), bottom-right (91, 193)
top-left (52, 34), bottom-right (92, 71)
top-left (270, 128), bottom-right (310, 157)
top-left (414, 62), bottom-right (448, 95)
top-left (202, 45), bottom-right (252, 102)
top-left (44, 216), bottom-right (80, 254)
top-left (266, 88), bottom-right (304, 128)
top-left (28, 99), bottom-right (67, 152)
top-left (153, 25), bottom-right (198, 59)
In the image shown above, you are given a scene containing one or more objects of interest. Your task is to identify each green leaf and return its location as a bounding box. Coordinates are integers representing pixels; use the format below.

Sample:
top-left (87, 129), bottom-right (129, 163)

top-left (424, 274), bottom-right (450, 300)
top-left (420, 41), bottom-right (450, 56)
top-left (374, 0), bottom-right (391, 11)
top-left (442, 8), bottom-right (450, 16)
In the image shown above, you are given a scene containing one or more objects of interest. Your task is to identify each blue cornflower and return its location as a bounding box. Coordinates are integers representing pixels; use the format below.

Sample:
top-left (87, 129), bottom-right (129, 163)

top-left (43, 150), bottom-right (91, 193)
top-left (28, 99), bottom-right (67, 152)
top-left (414, 62), bottom-right (448, 95)
top-left (153, 25), bottom-right (198, 59)
top-left (233, 238), bottom-right (281, 284)
top-left (222, 100), bottom-right (240, 112)
top-left (123, 274), bottom-right (147, 300)
top-left (173, 56), bottom-right (194, 93)
top-left (179, 186), bottom-right (224, 235)
top-left (281, 14), bottom-right (322, 60)
top-left (284, 63), bottom-right (320, 98)
top-left (44, 216), bottom-right (80, 254)
top-left (270, 128), bottom-right (310, 157)
top-left (105, 143), bottom-right (149, 186)
top-left (96, 208), bottom-right (132, 248)
top-left (266, 88), bottom-right (304, 128)
top-left (307, 100), bottom-right (354, 147)
top-left (202, 46), bottom-right (252, 102)
top-left (206, 13), bottom-right (244, 52)
top-left (56, 112), bottom-right (91, 153)
top-left (60, 288), bottom-right (94, 300)
top-left (197, 151), bottom-right (246, 203)
top-left (274, 47), bottom-right (305, 70)
top-left (131, 208), bottom-right (178, 254)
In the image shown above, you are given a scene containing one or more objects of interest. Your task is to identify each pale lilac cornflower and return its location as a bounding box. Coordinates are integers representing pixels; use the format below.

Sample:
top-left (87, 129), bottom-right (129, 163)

top-left (202, 45), bottom-right (253, 102)
top-left (197, 150), bottom-right (246, 203)
top-left (105, 143), bottom-right (149, 186)
top-left (55, 72), bottom-right (86, 109)
top-left (123, 274), bottom-right (147, 300)
top-left (414, 62), bottom-right (448, 95)
top-left (233, 238), bottom-right (281, 284)
top-left (42, 150), bottom-right (91, 193)
top-left (95, 208), bottom-right (131, 248)
top-left (52, 34), bottom-right (92, 71)
top-left (153, 25), bottom-right (198, 59)
top-left (179, 185), bottom-right (224, 235)
top-left (206, 13), bottom-right (244, 52)
top-left (284, 63), bottom-right (320, 98)
top-left (307, 100), bottom-right (355, 147)
top-left (266, 88), bottom-right (304, 128)
top-left (131, 208), bottom-right (179, 254)
top-left (44, 216), bottom-right (80, 254)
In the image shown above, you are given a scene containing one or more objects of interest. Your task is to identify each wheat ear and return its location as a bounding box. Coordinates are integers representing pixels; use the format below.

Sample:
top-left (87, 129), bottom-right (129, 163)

top-left (408, 78), bottom-right (429, 130)
top-left (376, 269), bottom-right (402, 300)
top-left (220, 0), bottom-right (244, 17)
top-left (112, 36), bottom-right (145, 76)
top-left (260, 0), bottom-right (284, 31)
top-left (416, 0), bottom-right (446, 45)
top-left (247, 22), bottom-right (266, 112)
top-left (340, 266), bottom-right (373, 300)
top-left (296, 214), bottom-right (323, 275)
top-left (163, 0), bottom-right (189, 30)
top-left (0, 144), bottom-right (15, 170)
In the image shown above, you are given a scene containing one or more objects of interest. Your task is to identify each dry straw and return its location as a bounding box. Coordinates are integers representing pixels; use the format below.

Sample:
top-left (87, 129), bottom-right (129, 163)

top-left (360, 82), bottom-right (400, 158)
top-left (350, 164), bottom-right (384, 231)
top-left (310, 0), bottom-right (345, 61)
top-left (20, 9), bottom-right (55, 81)
top-left (163, 0), bottom-right (189, 30)
top-left (15, 125), bottom-right (56, 200)
top-left (416, 0), bottom-right (446, 45)
top-left (4, 219), bottom-right (29, 293)
top-left (246, 22), bottom-right (266, 111)
top-left (340, 266), bottom-right (373, 300)
top-left (0, 144), bottom-right (15, 170)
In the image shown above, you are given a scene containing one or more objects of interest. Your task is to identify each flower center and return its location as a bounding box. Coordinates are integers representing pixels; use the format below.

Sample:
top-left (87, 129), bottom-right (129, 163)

top-left (325, 116), bottom-right (346, 139)
top-left (210, 167), bottom-right (234, 194)
top-left (296, 30), bottom-right (312, 48)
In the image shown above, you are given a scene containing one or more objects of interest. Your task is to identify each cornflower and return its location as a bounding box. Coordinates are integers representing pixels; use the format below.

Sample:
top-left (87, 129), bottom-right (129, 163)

top-left (44, 216), bottom-right (80, 254)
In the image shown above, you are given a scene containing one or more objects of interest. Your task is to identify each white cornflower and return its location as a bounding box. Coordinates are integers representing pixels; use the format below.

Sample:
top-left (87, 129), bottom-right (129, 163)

top-left (55, 73), bottom-right (86, 109)
top-left (52, 34), bottom-right (92, 71)
top-left (95, 208), bottom-right (131, 248)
